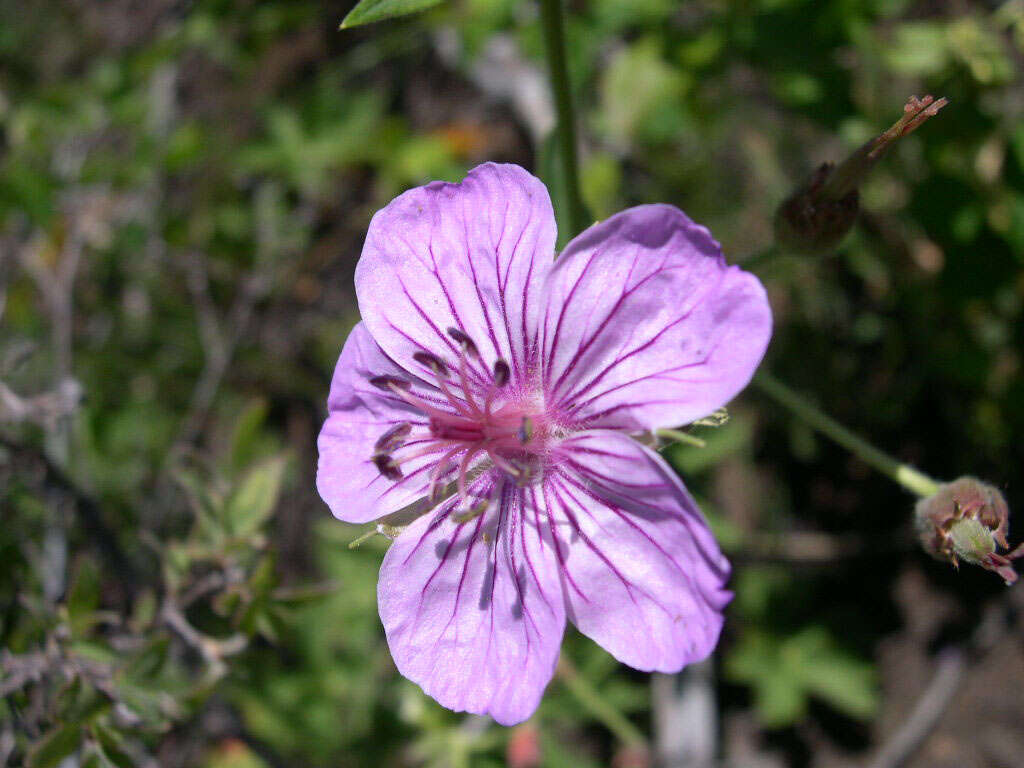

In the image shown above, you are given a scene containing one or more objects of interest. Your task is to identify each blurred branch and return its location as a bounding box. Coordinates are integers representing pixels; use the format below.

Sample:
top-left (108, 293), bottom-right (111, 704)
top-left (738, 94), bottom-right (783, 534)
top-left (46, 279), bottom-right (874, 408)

top-left (0, 436), bottom-right (140, 598)
top-left (0, 378), bottom-right (82, 430)
top-left (161, 601), bottom-right (247, 681)
top-left (864, 649), bottom-right (966, 768)
top-left (173, 182), bottom-right (285, 452)
top-left (556, 656), bottom-right (648, 750)
top-left (174, 252), bottom-right (268, 450)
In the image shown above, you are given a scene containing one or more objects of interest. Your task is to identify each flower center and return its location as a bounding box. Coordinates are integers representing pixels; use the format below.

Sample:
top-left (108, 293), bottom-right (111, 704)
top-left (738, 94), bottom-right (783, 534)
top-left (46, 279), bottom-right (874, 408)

top-left (369, 329), bottom-right (550, 514)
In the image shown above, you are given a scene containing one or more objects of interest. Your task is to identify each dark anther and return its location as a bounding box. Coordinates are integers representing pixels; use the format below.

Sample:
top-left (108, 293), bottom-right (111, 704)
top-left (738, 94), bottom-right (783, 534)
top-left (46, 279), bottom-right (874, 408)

top-left (518, 417), bottom-right (533, 445)
top-left (374, 422), bottom-right (412, 453)
top-left (413, 350), bottom-right (449, 376)
top-left (492, 359), bottom-right (510, 387)
top-left (369, 375), bottom-right (411, 391)
top-left (447, 327), bottom-right (479, 357)
top-left (372, 453), bottom-right (403, 481)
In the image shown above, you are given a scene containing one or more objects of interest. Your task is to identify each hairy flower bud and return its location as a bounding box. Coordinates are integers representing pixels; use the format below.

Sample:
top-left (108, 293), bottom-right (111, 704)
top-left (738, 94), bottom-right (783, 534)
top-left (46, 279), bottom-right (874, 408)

top-left (775, 95), bottom-right (948, 255)
top-left (914, 477), bottom-right (1022, 584)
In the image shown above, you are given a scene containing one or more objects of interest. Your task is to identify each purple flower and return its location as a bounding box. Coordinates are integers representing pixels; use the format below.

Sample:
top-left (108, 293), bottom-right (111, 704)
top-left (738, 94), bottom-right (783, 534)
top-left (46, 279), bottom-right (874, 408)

top-left (317, 163), bottom-right (772, 725)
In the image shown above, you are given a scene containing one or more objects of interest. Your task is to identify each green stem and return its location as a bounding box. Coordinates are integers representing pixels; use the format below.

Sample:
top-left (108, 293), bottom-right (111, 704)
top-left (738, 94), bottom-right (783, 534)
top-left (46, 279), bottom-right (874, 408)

top-left (539, 0), bottom-right (587, 240)
top-left (557, 657), bottom-right (647, 748)
top-left (753, 371), bottom-right (941, 498)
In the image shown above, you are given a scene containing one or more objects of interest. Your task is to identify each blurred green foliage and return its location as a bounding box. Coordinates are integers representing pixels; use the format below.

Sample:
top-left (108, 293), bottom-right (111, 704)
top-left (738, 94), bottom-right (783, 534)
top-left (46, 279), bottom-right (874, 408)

top-left (2, 0), bottom-right (1022, 765)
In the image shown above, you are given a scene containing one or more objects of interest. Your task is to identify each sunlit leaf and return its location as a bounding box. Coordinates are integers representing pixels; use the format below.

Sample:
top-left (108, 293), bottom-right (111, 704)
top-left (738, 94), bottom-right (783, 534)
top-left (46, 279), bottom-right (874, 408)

top-left (340, 0), bottom-right (444, 29)
top-left (27, 723), bottom-right (81, 768)
top-left (224, 456), bottom-right (288, 538)
top-left (726, 627), bottom-right (877, 728)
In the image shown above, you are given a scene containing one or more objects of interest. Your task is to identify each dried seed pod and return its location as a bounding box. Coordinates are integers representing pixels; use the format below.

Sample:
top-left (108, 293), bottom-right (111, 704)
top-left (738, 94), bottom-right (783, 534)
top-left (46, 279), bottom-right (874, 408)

top-left (775, 95), bottom-right (947, 255)
top-left (914, 477), bottom-right (1021, 584)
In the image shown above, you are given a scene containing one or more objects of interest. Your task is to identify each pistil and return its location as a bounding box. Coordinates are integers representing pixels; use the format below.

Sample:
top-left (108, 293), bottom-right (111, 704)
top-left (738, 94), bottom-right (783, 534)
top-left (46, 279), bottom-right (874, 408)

top-left (367, 330), bottom-right (548, 512)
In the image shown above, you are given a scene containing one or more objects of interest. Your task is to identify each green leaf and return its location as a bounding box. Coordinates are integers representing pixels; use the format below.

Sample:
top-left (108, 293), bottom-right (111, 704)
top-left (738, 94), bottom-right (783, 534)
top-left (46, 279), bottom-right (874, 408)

top-left (28, 723), bottom-right (81, 768)
top-left (726, 627), bottom-right (877, 728)
top-left (91, 724), bottom-right (133, 768)
top-left (791, 629), bottom-right (878, 720)
top-left (228, 398), bottom-right (270, 473)
top-left (67, 557), bottom-right (102, 637)
top-left (339, 0), bottom-right (444, 29)
top-left (224, 456), bottom-right (288, 538)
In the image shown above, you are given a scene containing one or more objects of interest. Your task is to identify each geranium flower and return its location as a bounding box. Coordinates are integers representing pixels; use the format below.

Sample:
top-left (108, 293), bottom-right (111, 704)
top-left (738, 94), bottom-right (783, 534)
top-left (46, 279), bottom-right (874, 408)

top-left (317, 163), bottom-right (772, 725)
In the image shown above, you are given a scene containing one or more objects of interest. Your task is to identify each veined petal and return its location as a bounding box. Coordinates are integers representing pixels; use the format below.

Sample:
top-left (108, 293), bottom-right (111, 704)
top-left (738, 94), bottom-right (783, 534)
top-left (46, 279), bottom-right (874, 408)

top-left (540, 430), bottom-right (730, 672)
top-left (378, 474), bottom-right (565, 726)
top-left (355, 163), bottom-right (557, 385)
top-left (540, 205), bottom-right (772, 431)
top-left (317, 323), bottom-right (446, 523)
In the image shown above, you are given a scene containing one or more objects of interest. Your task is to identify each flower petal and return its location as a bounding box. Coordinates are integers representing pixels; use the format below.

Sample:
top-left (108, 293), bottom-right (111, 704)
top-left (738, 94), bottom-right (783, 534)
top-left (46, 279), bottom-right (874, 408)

top-left (317, 323), bottom-right (446, 523)
top-left (540, 205), bottom-right (772, 431)
top-left (355, 163), bottom-right (557, 385)
top-left (539, 430), bottom-right (730, 672)
top-left (378, 474), bottom-right (565, 725)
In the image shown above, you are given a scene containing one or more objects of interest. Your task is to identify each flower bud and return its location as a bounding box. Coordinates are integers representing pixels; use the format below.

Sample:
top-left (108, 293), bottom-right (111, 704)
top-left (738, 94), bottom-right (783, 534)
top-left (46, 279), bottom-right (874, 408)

top-left (914, 477), bottom-right (1022, 585)
top-left (775, 95), bottom-right (948, 255)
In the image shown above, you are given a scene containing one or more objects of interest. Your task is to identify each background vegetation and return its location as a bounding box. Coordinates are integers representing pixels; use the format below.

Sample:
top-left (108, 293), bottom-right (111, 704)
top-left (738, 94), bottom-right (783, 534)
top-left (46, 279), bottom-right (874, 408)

top-left (2, 0), bottom-right (1023, 766)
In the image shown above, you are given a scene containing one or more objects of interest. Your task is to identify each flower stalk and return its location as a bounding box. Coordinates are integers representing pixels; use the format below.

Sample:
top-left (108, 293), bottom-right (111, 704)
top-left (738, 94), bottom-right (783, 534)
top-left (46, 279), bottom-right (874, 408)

top-left (753, 371), bottom-right (940, 498)
top-left (556, 656), bottom-right (647, 748)
top-left (539, 0), bottom-right (587, 240)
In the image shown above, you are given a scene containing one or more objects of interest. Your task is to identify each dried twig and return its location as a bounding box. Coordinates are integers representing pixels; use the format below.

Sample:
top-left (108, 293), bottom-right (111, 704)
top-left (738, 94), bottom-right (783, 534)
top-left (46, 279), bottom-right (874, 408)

top-left (0, 378), bottom-right (82, 429)
top-left (864, 649), bottom-right (966, 768)
top-left (0, 436), bottom-right (139, 597)
top-left (161, 601), bottom-right (247, 681)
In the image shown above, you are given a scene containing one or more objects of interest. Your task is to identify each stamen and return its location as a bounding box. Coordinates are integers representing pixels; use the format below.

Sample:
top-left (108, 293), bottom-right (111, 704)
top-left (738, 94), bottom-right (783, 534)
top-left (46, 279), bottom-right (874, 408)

top-left (389, 441), bottom-right (447, 466)
top-left (492, 359), bottom-right (510, 387)
top-left (447, 327), bottom-right (479, 357)
top-left (372, 453), bottom-right (403, 481)
top-left (428, 478), bottom-right (450, 505)
top-left (457, 446), bottom-right (485, 500)
top-left (455, 346), bottom-right (484, 420)
top-left (387, 382), bottom-right (461, 420)
top-left (432, 370), bottom-right (475, 417)
top-left (374, 422), bottom-right (412, 453)
top-left (429, 448), bottom-right (462, 482)
top-left (413, 350), bottom-right (449, 377)
top-left (486, 450), bottom-right (521, 477)
top-left (369, 375), bottom-right (411, 391)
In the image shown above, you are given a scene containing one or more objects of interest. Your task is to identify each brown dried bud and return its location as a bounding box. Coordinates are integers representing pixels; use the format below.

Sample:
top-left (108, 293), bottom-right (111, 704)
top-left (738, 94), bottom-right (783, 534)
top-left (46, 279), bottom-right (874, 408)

top-left (914, 477), bottom-right (1022, 585)
top-left (774, 164), bottom-right (859, 255)
top-left (775, 95), bottom-right (948, 255)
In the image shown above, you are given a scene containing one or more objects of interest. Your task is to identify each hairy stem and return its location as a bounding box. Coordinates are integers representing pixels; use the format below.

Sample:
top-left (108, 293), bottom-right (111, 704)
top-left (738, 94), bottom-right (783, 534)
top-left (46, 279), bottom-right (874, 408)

top-left (539, 0), bottom-right (587, 240)
top-left (557, 656), bottom-right (647, 748)
top-left (753, 371), bottom-right (941, 498)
